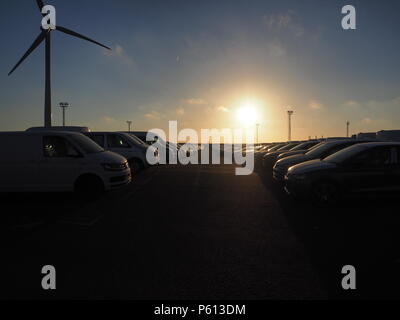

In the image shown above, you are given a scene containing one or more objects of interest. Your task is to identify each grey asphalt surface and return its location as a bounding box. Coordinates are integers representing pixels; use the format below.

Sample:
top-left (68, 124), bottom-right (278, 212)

top-left (0, 164), bottom-right (399, 300)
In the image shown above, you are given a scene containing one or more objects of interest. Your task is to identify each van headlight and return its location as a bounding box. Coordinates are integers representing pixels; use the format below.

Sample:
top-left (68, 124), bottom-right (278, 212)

top-left (102, 162), bottom-right (128, 171)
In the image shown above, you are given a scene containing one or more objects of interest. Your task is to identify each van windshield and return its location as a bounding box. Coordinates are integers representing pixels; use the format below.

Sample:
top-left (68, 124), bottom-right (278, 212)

top-left (69, 134), bottom-right (105, 154)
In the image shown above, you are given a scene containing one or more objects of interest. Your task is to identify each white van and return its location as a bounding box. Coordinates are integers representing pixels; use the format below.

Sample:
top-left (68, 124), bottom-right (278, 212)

top-left (85, 132), bottom-right (159, 171)
top-left (0, 132), bottom-right (131, 193)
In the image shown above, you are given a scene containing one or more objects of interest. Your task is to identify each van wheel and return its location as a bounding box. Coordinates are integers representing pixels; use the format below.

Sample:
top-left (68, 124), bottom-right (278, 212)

top-left (128, 159), bottom-right (144, 174)
top-left (74, 175), bottom-right (104, 198)
top-left (312, 181), bottom-right (339, 205)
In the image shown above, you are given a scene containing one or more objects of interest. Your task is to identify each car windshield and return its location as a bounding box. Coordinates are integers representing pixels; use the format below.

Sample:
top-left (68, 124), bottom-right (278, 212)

top-left (69, 134), bottom-right (104, 154)
top-left (127, 133), bottom-right (147, 146)
top-left (305, 142), bottom-right (335, 157)
top-left (324, 144), bottom-right (367, 163)
top-left (277, 143), bottom-right (296, 151)
top-left (268, 144), bottom-right (284, 152)
top-left (291, 142), bottom-right (315, 151)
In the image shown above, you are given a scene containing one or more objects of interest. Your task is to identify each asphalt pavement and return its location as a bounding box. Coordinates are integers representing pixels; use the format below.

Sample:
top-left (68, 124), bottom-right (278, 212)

top-left (0, 164), bottom-right (399, 300)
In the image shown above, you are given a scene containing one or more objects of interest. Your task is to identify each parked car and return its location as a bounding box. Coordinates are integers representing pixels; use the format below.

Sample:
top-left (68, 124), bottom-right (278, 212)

top-left (262, 142), bottom-right (302, 168)
top-left (284, 142), bottom-right (400, 204)
top-left (0, 131), bottom-right (131, 193)
top-left (132, 131), bottom-right (179, 163)
top-left (273, 139), bottom-right (370, 182)
top-left (85, 132), bottom-right (158, 172)
top-left (277, 141), bottom-right (321, 160)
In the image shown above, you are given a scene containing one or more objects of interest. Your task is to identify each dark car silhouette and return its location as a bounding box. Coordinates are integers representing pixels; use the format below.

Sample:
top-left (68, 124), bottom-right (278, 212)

top-left (273, 139), bottom-right (369, 181)
top-left (284, 142), bottom-right (400, 204)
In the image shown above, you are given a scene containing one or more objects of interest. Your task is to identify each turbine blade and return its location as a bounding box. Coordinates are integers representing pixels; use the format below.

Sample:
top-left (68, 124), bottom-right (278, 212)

top-left (36, 0), bottom-right (45, 11)
top-left (8, 31), bottom-right (47, 76)
top-left (56, 26), bottom-right (111, 50)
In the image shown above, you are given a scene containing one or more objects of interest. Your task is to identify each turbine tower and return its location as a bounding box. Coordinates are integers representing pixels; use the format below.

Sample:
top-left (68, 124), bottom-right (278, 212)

top-left (8, 0), bottom-right (111, 128)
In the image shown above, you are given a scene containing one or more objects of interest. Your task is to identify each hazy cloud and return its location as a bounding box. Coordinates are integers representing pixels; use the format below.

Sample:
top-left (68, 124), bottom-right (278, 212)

top-left (102, 116), bottom-right (117, 124)
top-left (267, 42), bottom-right (286, 57)
top-left (184, 98), bottom-right (207, 105)
top-left (263, 11), bottom-right (305, 37)
top-left (309, 100), bottom-right (324, 110)
top-left (217, 106), bottom-right (229, 113)
top-left (176, 107), bottom-right (185, 115)
top-left (106, 44), bottom-right (135, 66)
top-left (144, 111), bottom-right (161, 120)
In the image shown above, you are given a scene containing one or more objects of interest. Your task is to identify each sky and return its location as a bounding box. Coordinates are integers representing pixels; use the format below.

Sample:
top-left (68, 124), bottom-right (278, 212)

top-left (1, 0), bottom-right (400, 142)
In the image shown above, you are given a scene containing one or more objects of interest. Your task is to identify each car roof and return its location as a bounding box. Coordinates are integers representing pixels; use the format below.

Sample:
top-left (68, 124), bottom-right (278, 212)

top-left (350, 141), bottom-right (400, 147)
top-left (0, 131), bottom-right (83, 136)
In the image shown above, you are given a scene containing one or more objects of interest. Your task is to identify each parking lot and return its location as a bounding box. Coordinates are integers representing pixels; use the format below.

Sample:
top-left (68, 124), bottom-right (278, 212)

top-left (1, 164), bottom-right (399, 300)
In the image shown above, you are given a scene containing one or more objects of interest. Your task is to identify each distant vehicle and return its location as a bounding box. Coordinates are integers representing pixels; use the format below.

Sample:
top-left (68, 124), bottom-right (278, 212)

top-left (0, 132), bottom-right (130, 193)
top-left (285, 142), bottom-right (400, 204)
top-left (277, 141), bottom-right (322, 160)
top-left (356, 132), bottom-right (377, 140)
top-left (377, 130), bottom-right (400, 142)
top-left (26, 126), bottom-right (91, 133)
top-left (273, 139), bottom-right (371, 182)
top-left (85, 132), bottom-right (158, 172)
top-left (132, 131), bottom-right (179, 163)
top-left (262, 142), bottom-right (302, 168)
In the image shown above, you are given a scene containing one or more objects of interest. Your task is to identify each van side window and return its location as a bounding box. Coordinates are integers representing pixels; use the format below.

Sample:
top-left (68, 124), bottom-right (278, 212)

top-left (89, 134), bottom-right (105, 148)
top-left (43, 136), bottom-right (80, 158)
top-left (107, 134), bottom-right (130, 148)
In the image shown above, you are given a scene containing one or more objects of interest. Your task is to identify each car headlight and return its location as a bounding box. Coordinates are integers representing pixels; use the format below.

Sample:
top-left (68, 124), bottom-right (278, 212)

top-left (102, 162), bottom-right (128, 171)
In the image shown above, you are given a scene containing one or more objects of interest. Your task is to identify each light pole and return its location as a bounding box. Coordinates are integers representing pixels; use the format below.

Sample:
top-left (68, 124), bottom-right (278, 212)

top-left (127, 121), bottom-right (132, 132)
top-left (346, 121), bottom-right (350, 138)
top-left (256, 123), bottom-right (260, 145)
top-left (59, 102), bottom-right (70, 127)
top-left (287, 111), bottom-right (294, 142)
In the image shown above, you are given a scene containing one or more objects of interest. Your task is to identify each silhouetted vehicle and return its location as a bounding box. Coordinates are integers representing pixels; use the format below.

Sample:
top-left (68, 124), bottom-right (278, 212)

top-left (262, 142), bottom-right (302, 168)
top-left (267, 143), bottom-right (286, 152)
top-left (273, 139), bottom-right (370, 182)
top-left (27, 126), bottom-right (91, 133)
top-left (0, 132), bottom-right (130, 193)
top-left (132, 131), bottom-right (179, 163)
top-left (284, 142), bottom-right (400, 204)
top-left (86, 132), bottom-right (158, 172)
top-left (277, 141), bottom-right (321, 160)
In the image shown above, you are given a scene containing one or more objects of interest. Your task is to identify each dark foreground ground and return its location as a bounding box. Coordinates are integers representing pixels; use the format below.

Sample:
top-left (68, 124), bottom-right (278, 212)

top-left (0, 164), bottom-right (399, 300)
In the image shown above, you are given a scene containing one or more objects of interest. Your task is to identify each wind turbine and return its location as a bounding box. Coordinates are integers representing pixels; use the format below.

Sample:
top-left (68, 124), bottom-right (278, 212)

top-left (8, 0), bottom-right (111, 128)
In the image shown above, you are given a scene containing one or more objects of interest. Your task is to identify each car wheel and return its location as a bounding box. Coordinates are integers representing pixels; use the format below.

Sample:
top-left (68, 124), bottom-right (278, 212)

top-left (312, 181), bottom-right (338, 205)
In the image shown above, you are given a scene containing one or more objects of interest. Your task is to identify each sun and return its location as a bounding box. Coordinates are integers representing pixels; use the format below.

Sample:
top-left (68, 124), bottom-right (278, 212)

top-left (236, 101), bottom-right (258, 126)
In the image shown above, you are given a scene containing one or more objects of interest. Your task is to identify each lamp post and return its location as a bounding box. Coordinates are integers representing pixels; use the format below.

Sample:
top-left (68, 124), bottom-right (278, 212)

top-left (127, 121), bottom-right (132, 132)
top-left (59, 102), bottom-right (70, 127)
top-left (256, 123), bottom-right (260, 145)
top-left (346, 121), bottom-right (350, 138)
top-left (287, 110), bottom-right (294, 142)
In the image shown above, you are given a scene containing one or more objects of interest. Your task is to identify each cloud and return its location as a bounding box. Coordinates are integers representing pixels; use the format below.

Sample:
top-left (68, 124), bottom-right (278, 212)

top-left (184, 98), bottom-right (207, 105)
top-left (217, 106), bottom-right (229, 113)
top-left (344, 100), bottom-right (361, 109)
top-left (144, 111), bottom-right (161, 120)
top-left (362, 118), bottom-right (373, 125)
top-left (102, 116), bottom-right (117, 124)
top-left (309, 100), bottom-right (324, 110)
top-left (176, 107), bottom-right (185, 116)
top-left (262, 11), bottom-right (305, 37)
top-left (105, 44), bottom-right (135, 66)
top-left (267, 42), bottom-right (286, 57)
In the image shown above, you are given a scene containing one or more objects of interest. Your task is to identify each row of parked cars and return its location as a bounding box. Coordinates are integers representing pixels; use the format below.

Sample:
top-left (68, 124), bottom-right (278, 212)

top-left (254, 136), bottom-right (400, 204)
top-left (0, 127), bottom-right (160, 194)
